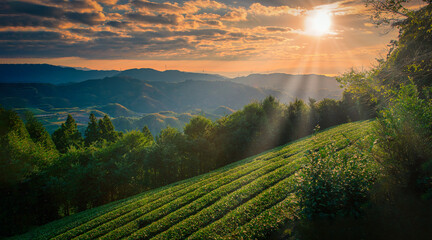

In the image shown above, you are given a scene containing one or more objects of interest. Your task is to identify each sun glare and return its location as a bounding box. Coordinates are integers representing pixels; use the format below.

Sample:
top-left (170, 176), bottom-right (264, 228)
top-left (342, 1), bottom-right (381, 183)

top-left (305, 10), bottom-right (332, 36)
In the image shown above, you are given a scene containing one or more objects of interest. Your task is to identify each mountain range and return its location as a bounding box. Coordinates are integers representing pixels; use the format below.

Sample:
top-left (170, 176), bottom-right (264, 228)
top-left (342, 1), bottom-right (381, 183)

top-left (0, 77), bottom-right (289, 113)
top-left (0, 64), bottom-right (343, 134)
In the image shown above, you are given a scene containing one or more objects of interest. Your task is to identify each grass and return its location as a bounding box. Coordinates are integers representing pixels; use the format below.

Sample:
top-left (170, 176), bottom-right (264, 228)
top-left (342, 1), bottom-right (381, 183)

top-left (12, 120), bottom-right (373, 240)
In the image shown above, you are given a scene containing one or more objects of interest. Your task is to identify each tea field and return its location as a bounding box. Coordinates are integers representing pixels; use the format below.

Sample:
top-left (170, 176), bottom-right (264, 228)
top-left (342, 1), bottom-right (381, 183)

top-left (13, 120), bottom-right (373, 240)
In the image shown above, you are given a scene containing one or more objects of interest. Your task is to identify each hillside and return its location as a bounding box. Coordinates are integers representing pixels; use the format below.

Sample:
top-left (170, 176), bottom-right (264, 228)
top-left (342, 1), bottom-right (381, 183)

top-left (116, 69), bottom-right (227, 82)
top-left (232, 73), bottom-right (343, 100)
top-left (14, 120), bottom-right (373, 240)
top-left (0, 65), bottom-right (342, 101)
top-left (0, 64), bottom-right (226, 84)
top-left (0, 64), bottom-right (118, 84)
top-left (0, 77), bottom-right (290, 113)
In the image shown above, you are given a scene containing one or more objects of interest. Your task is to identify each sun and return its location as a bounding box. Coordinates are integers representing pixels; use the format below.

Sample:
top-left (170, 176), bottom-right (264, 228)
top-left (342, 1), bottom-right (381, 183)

top-left (304, 9), bottom-right (332, 36)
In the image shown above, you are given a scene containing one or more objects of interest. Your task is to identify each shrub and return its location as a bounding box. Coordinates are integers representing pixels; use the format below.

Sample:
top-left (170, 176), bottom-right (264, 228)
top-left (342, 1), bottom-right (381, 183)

top-left (373, 84), bottom-right (432, 195)
top-left (296, 139), bottom-right (378, 219)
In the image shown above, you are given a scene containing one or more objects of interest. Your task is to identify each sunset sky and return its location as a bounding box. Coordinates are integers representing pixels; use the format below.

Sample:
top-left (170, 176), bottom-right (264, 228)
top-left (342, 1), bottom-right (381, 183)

top-left (0, 0), bottom-right (402, 77)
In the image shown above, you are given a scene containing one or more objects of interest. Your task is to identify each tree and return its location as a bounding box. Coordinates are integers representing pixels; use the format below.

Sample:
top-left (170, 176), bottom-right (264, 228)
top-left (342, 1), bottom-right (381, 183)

top-left (142, 125), bottom-right (154, 141)
top-left (0, 108), bottom-right (58, 236)
top-left (338, 2), bottom-right (432, 101)
top-left (316, 99), bottom-right (346, 129)
top-left (184, 116), bottom-right (212, 139)
top-left (285, 98), bottom-right (309, 140)
top-left (365, 0), bottom-right (414, 26)
top-left (24, 111), bottom-right (56, 150)
top-left (374, 84), bottom-right (432, 195)
top-left (98, 115), bottom-right (118, 143)
top-left (52, 114), bottom-right (82, 153)
top-left (84, 113), bottom-right (100, 146)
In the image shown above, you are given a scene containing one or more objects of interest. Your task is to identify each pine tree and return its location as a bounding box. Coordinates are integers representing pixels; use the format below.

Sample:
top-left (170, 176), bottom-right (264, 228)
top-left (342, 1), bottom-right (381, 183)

top-left (142, 125), bottom-right (154, 141)
top-left (84, 113), bottom-right (100, 146)
top-left (98, 115), bottom-right (118, 142)
top-left (24, 111), bottom-right (56, 150)
top-left (52, 114), bottom-right (82, 153)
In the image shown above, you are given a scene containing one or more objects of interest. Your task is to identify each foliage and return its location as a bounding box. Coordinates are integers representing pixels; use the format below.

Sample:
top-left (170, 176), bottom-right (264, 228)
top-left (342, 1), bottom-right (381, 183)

top-left (52, 114), bottom-right (83, 153)
top-left (184, 115), bottom-right (212, 139)
top-left (142, 125), bottom-right (153, 140)
top-left (373, 84), bottom-right (432, 195)
top-left (24, 111), bottom-right (56, 150)
top-left (98, 114), bottom-right (119, 143)
top-left (296, 139), bottom-right (378, 219)
top-left (365, 0), bottom-right (414, 26)
top-left (338, 2), bottom-right (432, 100)
top-left (84, 113), bottom-right (100, 146)
top-left (0, 107), bottom-right (58, 235)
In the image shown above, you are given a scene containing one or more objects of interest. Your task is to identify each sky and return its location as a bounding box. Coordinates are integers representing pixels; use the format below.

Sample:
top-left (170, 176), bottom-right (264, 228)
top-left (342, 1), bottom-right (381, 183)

top-left (0, 0), bottom-right (401, 77)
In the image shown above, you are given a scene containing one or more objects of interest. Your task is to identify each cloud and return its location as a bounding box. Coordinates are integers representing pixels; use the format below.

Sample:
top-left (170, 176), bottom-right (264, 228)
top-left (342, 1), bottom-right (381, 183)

top-left (69, 28), bottom-right (119, 37)
top-left (249, 3), bottom-right (303, 16)
top-left (221, 9), bottom-right (247, 21)
top-left (65, 12), bottom-right (106, 25)
top-left (0, 0), bottom-right (395, 69)
top-left (0, 31), bottom-right (64, 40)
top-left (0, 15), bottom-right (61, 28)
top-left (98, 0), bottom-right (118, 6)
top-left (0, 1), bottom-right (105, 26)
top-left (202, 20), bottom-right (223, 26)
top-left (105, 20), bottom-right (130, 28)
top-left (265, 26), bottom-right (291, 32)
top-left (44, 0), bottom-right (103, 12)
top-left (185, 0), bottom-right (226, 9)
top-left (125, 12), bottom-right (182, 25)
top-left (0, 1), bottom-right (64, 18)
top-left (131, 0), bottom-right (180, 11)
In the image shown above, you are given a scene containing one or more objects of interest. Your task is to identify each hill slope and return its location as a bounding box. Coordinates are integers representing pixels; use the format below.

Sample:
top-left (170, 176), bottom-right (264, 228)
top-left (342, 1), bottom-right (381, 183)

top-left (116, 69), bottom-right (227, 82)
top-left (0, 64), bottom-right (118, 84)
top-left (0, 77), bottom-right (290, 112)
top-left (0, 64), bottom-right (226, 84)
top-left (13, 121), bottom-right (373, 240)
top-left (232, 73), bottom-right (343, 100)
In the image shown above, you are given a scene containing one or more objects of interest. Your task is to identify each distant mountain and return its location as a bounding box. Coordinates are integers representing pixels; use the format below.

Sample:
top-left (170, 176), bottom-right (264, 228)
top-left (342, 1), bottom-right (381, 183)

top-left (232, 73), bottom-right (343, 100)
top-left (0, 77), bottom-right (291, 113)
top-left (0, 65), bottom-right (343, 101)
top-left (89, 103), bottom-right (139, 118)
top-left (213, 106), bottom-right (235, 116)
top-left (0, 64), bottom-right (119, 84)
top-left (0, 64), bottom-right (226, 84)
top-left (116, 68), bottom-right (227, 82)
top-left (112, 111), bottom-right (196, 135)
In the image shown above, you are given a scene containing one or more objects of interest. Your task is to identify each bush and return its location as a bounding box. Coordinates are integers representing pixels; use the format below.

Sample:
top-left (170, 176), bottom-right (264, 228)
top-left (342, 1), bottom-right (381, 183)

top-left (295, 139), bottom-right (378, 219)
top-left (373, 84), bottom-right (432, 195)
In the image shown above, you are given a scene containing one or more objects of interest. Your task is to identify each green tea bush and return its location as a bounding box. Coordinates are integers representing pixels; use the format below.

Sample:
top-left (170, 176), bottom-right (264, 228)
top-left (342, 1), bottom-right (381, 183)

top-left (296, 140), bottom-right (378, 219)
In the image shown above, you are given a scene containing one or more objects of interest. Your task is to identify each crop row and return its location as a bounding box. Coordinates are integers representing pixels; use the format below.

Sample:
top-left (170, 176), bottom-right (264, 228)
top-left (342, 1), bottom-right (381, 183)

top-left (224, 143), bottom-right (371, 239)
top-left (18, 176), bottom-right (196, 240)
top-left (55, 157), bottom-right (264, 240)
top-left (120, 153), bottom-right (301, 240)
top-left (224, 194), bottom-right (297, 240)
top-left (188, 168), bottom-right (299, 239)
top-left (79, 153), bottom-right (288, 240)
top-left (146, 154), bottom-right (306, 240)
